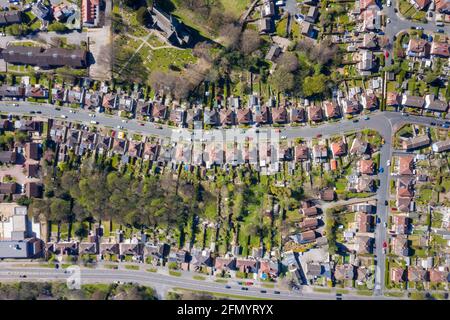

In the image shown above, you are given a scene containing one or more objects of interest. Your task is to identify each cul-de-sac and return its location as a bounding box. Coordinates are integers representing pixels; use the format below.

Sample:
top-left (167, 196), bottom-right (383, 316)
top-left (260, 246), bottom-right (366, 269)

top-left (0, 0), bottom-right (449, 301)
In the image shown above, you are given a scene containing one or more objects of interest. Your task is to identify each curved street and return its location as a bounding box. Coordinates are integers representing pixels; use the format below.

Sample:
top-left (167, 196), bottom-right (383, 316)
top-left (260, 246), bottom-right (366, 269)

top-left (0, 101), bottom-right (445, 298)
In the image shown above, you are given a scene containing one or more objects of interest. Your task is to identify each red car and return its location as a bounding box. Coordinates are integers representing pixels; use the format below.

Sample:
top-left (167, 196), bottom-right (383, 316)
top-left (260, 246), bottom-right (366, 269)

top-left (140, 123), bottom-right (145, 126)
top-left (245, 282), bottom-right (253, 286)
top-left (384, 51), bottom-right (389, 59)
top-left (383, 241), bottom-right (387, 248)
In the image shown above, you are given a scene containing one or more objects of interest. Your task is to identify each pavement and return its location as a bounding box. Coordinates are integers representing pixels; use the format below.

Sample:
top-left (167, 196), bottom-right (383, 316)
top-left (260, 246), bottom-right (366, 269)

top-left (383, 1), bottom-right (450, 67)
top-left (0, 266), bottom-right (397, 300)
top-left (1, 101), bottom-right (446, 299)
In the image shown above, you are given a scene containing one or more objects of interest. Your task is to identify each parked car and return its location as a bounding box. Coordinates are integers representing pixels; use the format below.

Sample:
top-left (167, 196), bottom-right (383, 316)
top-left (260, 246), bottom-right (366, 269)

top-left (225, 285), bottom-right (231, 289)
top-left (274, 291), bottom-right (280, 294)
top-left (437, 29), bottom-right (445, 33)
top-left (241, 287), bottom-right (248, 291)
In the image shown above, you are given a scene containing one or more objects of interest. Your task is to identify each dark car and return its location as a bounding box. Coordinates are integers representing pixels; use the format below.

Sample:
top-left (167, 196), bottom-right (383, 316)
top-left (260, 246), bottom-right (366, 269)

top-left (353, 119), bottom-right (359, 123)
top-left (430, 122), bottom-right (436, 126)
top-left (55, 107), bottom-right (61, 111)
top-left (260, 290), bottom-right (267, 293)
top-left (385, 200), bottom-right (388, 206)
top-left (36, 111), bottom-right (42, 114)
top-left (437, 29), bottom-right (444, 33)
top-left (274, 291), bottom-right (280, 294)
top-left (225, 285), bottom-right (231, 289)
top-left (30, 111), bottom-right (36, 114)
top-left (241, 287), bottom-right (248, 291)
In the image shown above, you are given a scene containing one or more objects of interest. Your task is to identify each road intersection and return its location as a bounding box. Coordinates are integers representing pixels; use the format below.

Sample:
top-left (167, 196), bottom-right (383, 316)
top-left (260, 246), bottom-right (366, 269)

top-left (0, 101), bottom-right (445, 298)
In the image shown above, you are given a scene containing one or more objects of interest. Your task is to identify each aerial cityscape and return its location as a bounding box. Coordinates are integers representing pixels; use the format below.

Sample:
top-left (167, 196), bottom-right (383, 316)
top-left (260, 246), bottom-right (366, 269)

top-left (0, 0), bottom-right (449, 302)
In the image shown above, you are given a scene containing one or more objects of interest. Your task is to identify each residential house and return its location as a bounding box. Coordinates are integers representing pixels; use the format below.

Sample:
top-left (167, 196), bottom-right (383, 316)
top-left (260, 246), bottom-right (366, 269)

top-left (254, 106), bottom-right (270, 125)
top-left (220, 109), bottom-right (235, 126)
top-left (361, 6), bottom-right (381, 31)
top-left (259, 17), bottom-right (272, 34)
top-left (0, 151), bottom-right (16, 164)
top-left (265, 44), bottom-right (281, 62)
top-left (237, 108), bottom-right (252, 125)
top-left (1, 46), bottom-right (87, 68)
top-left (323, 101), bottom-right (340, 119)
top-left (358, 159), bottom-right (375, 175)
top-left (214, 257), bottom-right (236, 273)
top-left (398, 155), bottom-right (415, 175)
top-left (391, 235), bottom-right (410, 256)
top-left (435, 0), bottom-right (450, 13)
top-left (357, 212), bottom-right (374, 232)
top-left (432, 140), bottom-right (450, 153)
top-left (334, 264), bottom-right (354, 281)
top-left (308, 105), bottom-right (323, 122)
top-left (272, 107), bottom-right (288, 124)
top-left (102, 93), bottom-right (117, 109)
top-left (361, 92), bottom-right (378, 110)
top-left (312, 144), bottom-right (328, 163)
top-left (406, 39), bottom-right (430, 58)
top-left (259, 259), bottom-right (279, 279)
top-left (143, 143), bottom-right (160, 161)
top-left (402, 135), bottom-right (430, 151)
top-left (350, 137), bottom-right (368, 155)
top-left (290, 108), bottom-right (306, 123)
top-left (236, 258), bottom-right (258, 274)
top-left (295, 145), bottom-right (309, 162)
top-left (299, 218), bottom-right (319, 231)
top-left (429, 268), bottom-right (448, 283)
top-left (305, 6), bottom-right (319, 23)
top-left (356, 177), bottom-right (376, 193)
top-left (355, 236), bottom-right (373, 254)
top-left (358, 50), bottom-right (374, 72)
top-left (330, 140), bottom-right (346, 158)
top-left (84, 91), bottom-right (101, 109)
top-left (119, 243), bottom-right (143, 261)
top-left (359, 33), bottom-right (378, 49)
top-left (402, 95), bottom-right (425, 108)
top-left (301, 206), bottom-right (320, 217)
top-left (82, 0), bottom-right (100, 27)
top-left (149, 6), bottom-right (191, 46)
top-left (99, 243), bottom-right (120, 257)
top-left (425, 94), bottom-right (448, 113)
top-left (152, 103), bottom-right (168, 121)
top-left (391, 267), bottom-right (405, 282)
top-left (341, 99), bottom-right (360, 114)
top-left (261, 0), bottom-right (275, 17)
top-left (0, 11), bottom-right (22, 27)
top-left (25, 85), bottom-right (48, 99)
top-left (204, 109), bottom-right (220, 126)
top-left (386, 92), bottom-right (402, 106)
top-left (320, 188), bottom-right (335, 201)
top-left (25, 182), bottom-right (42, 198)
top-left (409, 0), bottom-right (431, 10)
top-left (25, 142), bottom-right (40, 161)
top-left (300, 21), bottom-right (313, 37)
top-left (407, 266), bottom-right (428, 282)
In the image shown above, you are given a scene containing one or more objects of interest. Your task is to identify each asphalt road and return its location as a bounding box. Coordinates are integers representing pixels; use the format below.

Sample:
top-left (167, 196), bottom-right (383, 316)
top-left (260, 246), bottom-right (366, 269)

top-left (0, 267), bottom-right (393, 300)
top-left (383, 0), bottom-right (450, 67)
top-left (0, 104), bottom-right (444, 299)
